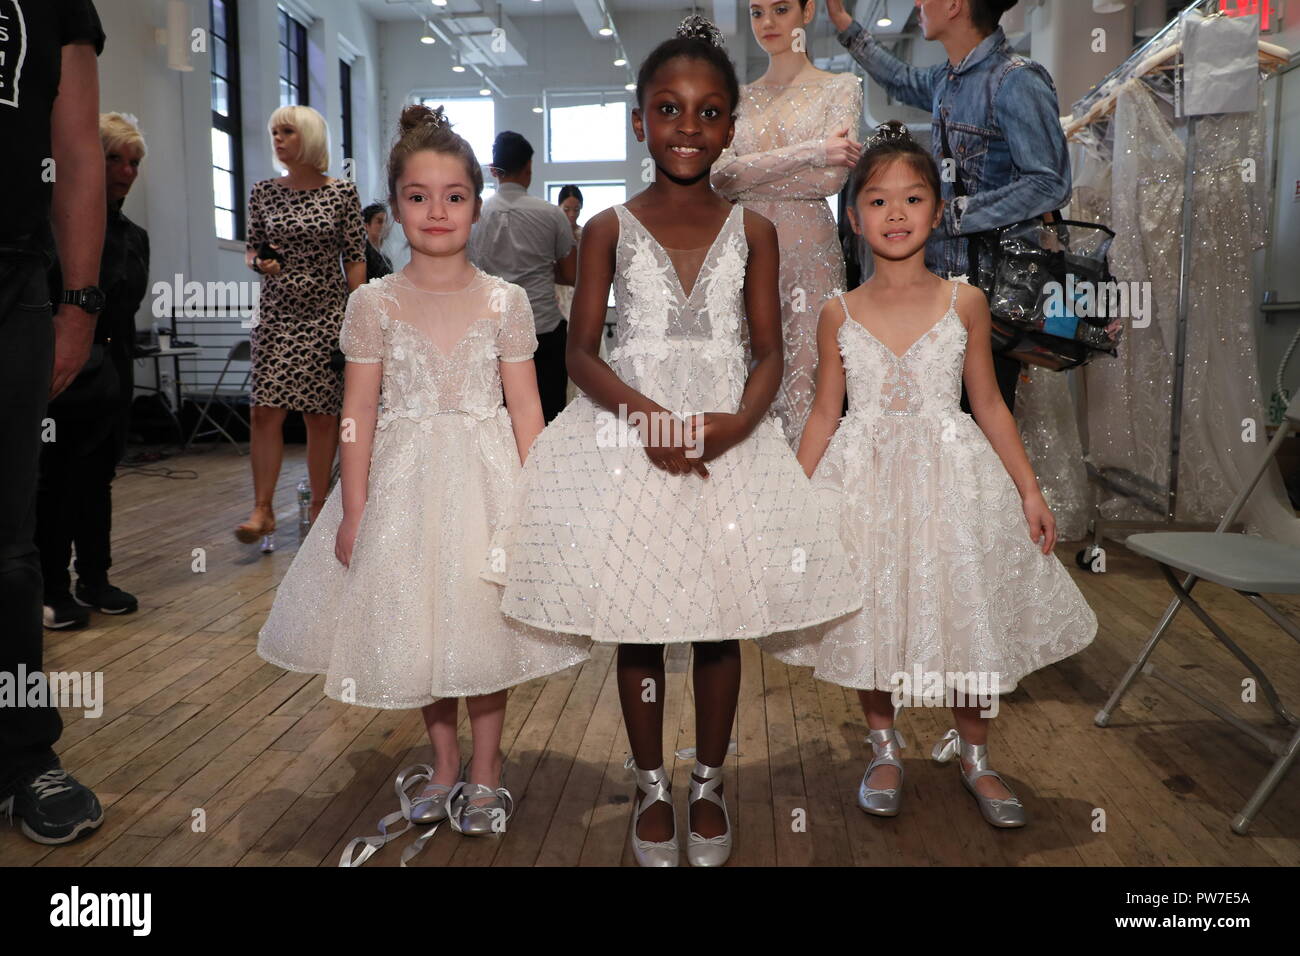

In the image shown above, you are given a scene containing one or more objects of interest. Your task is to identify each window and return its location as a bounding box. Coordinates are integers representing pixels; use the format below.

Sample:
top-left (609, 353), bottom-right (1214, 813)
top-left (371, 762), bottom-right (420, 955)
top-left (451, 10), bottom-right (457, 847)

top-left (339, 59), bottom-right (353, 169)
top-left (420, 96), bottom-right (495, 172)
top-left (279, 10), bottom-right (308, 107)
top-left (545, 181), bottom-right (626, 227)
top-left (210, 0), bottom-right (244, 240)
top-left (548, 99), bottom-right (626, 163)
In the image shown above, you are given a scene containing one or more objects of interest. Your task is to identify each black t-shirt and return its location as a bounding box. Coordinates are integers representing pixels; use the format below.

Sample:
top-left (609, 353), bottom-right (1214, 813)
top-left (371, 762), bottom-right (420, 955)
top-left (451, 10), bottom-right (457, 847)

top-left (0, 0), bottom-right (106, 244)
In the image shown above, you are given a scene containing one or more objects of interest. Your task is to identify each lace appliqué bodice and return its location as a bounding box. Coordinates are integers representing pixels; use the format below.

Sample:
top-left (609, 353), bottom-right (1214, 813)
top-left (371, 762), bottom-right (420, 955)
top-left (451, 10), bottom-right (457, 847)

top-left (608, 204), bottom-right (749, 415)
top-left (338, 269), bottom-right (538, 430)
top-left (837, 282), bottom-right (966, 424)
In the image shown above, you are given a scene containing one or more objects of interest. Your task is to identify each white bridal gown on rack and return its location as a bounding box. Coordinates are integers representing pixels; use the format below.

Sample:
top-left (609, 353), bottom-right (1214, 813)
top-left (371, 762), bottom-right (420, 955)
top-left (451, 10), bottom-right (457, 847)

top-left (1082, 79), bottom-right (1298, 542)
top-left (1015, 366), bottom-right (1090, 542)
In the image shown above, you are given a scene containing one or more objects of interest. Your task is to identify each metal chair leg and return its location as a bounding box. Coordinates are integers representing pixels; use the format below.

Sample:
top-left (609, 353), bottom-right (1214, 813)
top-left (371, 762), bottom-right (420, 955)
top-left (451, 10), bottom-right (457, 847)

top-left (1157, 564), bottom-right (1297, 727)
top-left (1120, 563), bottom-right (1300, 835)
top-left (1232, 722), bottom-right (1300, 836)
top-left (183, 356), bottom-right (246, 454)
top-left (1095, 576), bottom-right (1198, 727)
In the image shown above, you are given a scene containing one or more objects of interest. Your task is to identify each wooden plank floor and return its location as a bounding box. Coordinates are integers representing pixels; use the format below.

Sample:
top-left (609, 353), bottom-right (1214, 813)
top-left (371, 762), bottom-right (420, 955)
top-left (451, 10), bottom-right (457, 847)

top-left (5, 442), bottom-right (1298, 866)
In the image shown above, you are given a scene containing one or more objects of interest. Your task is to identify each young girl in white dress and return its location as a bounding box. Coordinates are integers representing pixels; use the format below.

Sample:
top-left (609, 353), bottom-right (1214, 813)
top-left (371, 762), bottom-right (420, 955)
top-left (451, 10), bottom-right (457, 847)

top-left (258, 106), bottom-right (588, 837)
top-left (483, 17), bottom-right (861, 866)
top-left (763, 122), bottom-right (1097, 828)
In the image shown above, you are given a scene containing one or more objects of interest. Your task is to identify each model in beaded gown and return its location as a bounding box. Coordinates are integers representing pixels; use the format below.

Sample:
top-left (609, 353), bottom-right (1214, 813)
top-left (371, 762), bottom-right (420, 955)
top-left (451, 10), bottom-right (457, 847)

top-left (712, 4), bottom-right (862, 448)
top-left (258, 269), bottom-right (589, 707)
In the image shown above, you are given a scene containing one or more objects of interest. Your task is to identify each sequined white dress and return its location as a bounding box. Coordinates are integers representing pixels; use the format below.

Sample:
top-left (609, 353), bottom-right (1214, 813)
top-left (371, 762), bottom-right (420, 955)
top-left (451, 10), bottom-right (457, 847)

top-left (482, 204), bottom-right (863, 645)
top-left (762, 282), bottom-right (1097, 693)
top-left (713, 72), bottom-right (863, 448)
top-left (258, 269), bottom-right (589, 708)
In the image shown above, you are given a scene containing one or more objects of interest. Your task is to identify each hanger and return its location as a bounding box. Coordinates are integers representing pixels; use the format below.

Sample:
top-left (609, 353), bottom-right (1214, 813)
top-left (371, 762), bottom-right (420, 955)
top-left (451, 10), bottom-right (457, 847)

top-left (1063, 10), bottom-right (1290, 142)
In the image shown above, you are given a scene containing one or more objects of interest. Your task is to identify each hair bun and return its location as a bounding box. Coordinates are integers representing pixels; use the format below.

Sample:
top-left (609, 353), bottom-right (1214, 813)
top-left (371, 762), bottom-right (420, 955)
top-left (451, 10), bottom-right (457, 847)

top-left (866, 120), bottom-right (913, 149)
top-left (398, 103), bottom-right (449, 137)
top-left (676, 14), bottom-right (725, 47)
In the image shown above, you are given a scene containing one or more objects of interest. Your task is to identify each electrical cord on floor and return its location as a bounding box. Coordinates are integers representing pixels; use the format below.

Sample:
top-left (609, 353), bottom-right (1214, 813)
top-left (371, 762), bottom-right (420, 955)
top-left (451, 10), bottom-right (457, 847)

top-left (119, 463), bottom-right (199, 480)
top-left (120, 446), bottom-right (199, 479)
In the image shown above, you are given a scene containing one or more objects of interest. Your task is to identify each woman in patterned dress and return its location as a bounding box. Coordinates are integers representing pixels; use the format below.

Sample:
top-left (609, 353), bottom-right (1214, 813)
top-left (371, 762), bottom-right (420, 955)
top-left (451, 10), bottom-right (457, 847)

top-left (239, 105), bottom-right (367, 547)
top-left (712, 0), bottom-right (863, 448)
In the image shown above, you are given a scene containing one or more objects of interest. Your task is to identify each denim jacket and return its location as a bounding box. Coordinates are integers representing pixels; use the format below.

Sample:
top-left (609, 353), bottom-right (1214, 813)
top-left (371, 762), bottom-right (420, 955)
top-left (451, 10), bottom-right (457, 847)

top-left (838, 22), bottom-right (1072, 278)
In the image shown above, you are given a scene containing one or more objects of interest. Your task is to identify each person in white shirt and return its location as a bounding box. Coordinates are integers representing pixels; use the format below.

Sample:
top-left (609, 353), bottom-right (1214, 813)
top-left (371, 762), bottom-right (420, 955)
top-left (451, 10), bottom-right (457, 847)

top-left (469, 132), bottom-right (577, 421)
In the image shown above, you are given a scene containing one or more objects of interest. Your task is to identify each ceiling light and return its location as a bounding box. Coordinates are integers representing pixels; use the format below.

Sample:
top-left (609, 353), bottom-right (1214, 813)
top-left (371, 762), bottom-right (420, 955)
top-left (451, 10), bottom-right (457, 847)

top-left (877, 17), bottom-right (893, 27)
top-left (420, 21), bottom-right (435, 44)
top-left (614, 56), bottom-right (627, 67)
top-left (624, 82), bottom-right (635, 91)
top-left (479, 87), bottom-right (491, 96)
top-left (598, 16), bottom-right (613, 37)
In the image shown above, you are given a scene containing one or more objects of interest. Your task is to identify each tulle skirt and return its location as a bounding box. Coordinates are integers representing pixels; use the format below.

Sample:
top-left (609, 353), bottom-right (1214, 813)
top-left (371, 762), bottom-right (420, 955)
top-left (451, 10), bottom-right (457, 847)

top-left (761, 412), bottom-right (1097, 695)
top-left (259, 409), bottom-right (590, 707)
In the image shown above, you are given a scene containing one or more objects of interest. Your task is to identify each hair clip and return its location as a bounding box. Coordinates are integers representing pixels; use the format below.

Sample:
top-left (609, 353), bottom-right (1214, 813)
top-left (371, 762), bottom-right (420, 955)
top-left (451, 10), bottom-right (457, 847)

top-left (676, 14), bottom-right (726, 48)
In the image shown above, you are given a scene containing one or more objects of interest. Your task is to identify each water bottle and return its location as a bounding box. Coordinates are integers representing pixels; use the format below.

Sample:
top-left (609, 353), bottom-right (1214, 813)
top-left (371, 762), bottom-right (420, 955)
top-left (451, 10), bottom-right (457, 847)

top-left (297, 479), bottom-right (312, 539)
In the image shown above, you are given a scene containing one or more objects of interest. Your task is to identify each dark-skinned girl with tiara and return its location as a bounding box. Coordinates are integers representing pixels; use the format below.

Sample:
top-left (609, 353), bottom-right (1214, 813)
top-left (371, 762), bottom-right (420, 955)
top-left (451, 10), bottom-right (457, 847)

top-left (483, 16), bottom-right (860, 866)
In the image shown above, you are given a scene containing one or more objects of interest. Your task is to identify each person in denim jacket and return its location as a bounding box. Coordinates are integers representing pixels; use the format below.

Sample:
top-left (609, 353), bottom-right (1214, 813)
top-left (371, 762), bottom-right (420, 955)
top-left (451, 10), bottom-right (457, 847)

top-left (827, 0), bottom-right (1071, 410)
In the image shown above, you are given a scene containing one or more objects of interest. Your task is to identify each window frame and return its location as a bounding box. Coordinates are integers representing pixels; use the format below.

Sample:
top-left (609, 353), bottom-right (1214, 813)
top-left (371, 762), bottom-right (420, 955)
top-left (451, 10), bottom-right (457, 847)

top-left (278, 9), bottom-right (309, 107)
top-left (339, 58), bottom-right (353, 169)
top-left (210, 0), bottom-right (245, 241)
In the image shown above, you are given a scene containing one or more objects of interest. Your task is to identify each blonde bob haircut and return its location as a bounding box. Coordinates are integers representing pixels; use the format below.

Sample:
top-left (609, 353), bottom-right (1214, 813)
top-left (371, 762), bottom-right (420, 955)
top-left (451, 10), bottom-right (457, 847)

top-left (101, 112), bottom-right (147, 159)
top-left (268, 104), bottom-right (331, 174)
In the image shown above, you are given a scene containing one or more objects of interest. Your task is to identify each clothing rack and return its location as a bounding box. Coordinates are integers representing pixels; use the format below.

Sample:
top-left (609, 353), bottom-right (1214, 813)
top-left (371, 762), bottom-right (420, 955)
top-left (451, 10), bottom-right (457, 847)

top-left (1067, 0), bottom-right (1286, 556)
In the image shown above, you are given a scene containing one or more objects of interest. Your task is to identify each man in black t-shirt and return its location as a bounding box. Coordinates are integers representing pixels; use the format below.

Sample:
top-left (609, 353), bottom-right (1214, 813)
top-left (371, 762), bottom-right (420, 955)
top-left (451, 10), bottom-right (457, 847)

top-left (0, 0), bottom-right (108, 845)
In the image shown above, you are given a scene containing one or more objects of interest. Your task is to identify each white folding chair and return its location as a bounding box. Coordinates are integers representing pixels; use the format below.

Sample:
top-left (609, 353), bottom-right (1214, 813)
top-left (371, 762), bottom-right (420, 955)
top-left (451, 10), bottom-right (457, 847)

top-left (1095, 393), bottom-right (1300, 833)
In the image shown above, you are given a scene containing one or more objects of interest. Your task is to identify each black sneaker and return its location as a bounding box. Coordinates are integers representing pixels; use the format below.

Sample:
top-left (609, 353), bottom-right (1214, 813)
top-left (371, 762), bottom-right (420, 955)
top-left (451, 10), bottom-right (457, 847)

top-left (74, 579), bottom-right (138, 615)
top-left (0, 765), bottom-right (104, 845)
top-left (43, 593), bottom-right (90, 630)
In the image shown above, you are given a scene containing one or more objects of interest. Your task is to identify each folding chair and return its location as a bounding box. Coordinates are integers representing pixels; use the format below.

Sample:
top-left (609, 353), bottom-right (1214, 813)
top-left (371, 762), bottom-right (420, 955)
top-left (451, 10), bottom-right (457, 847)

top-left (183, 339), bottom-right (252, 454)
top-left (1095, 392), bottom-right (1300, 834)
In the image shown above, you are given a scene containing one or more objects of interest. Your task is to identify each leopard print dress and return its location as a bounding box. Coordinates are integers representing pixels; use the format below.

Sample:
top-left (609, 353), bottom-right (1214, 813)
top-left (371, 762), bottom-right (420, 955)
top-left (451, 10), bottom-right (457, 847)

top-left (246, 178), bottom-right (367, 415)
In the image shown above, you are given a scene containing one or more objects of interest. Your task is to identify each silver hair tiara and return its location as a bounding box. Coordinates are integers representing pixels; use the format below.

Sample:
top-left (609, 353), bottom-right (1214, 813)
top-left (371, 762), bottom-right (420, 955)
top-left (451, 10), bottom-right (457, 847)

top-left (866, 122), bottom-right (913, 149)
top-left (676, 14), bottom-right (726, 48)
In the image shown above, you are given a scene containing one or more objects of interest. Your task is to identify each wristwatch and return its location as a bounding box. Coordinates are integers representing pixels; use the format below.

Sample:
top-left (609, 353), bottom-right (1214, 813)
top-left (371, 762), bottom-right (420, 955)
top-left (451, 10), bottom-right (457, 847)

top-left (62, 286), bottom-right (107, 315)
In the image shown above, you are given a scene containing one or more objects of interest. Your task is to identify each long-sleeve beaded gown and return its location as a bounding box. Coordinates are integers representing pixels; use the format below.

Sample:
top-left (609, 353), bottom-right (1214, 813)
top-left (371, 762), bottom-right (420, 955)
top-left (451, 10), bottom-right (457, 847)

top-left (713, 71), bottom-right (863, 447)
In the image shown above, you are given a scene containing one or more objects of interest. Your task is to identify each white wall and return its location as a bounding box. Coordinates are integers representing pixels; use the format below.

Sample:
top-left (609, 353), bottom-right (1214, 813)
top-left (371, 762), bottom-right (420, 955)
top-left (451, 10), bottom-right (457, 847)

top-left (95, 0), bottom-right (383, 392)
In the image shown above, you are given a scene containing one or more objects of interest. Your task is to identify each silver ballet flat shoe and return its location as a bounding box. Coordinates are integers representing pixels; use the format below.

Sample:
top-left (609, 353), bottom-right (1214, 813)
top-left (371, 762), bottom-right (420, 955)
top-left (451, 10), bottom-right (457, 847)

top-left (626, 758), bottom-right (679, 867)
top-left (932, 728), bottom-right (1027, 828)
top-left (448, 762), bottom-right (513, 836)
top-left (858, 727), bottom-right (906, 817)
top-left (409, 776), bottom-right (457, 825)
top-left (686, 760), bottom-right (732, 867)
